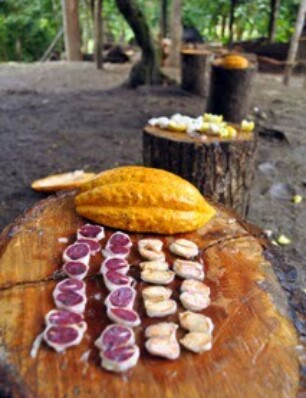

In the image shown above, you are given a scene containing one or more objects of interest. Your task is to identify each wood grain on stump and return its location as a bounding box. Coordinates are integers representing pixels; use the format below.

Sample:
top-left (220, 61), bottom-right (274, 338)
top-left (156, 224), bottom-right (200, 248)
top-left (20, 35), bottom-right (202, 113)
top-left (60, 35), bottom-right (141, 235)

top-left (0, 191), bottom-right (299, 398)
top-left (181, 49), bottom-right (213, 97)
top-left (143, 125), bottom-right (257, 217)
top-left (206, 57), bottom-right (257, 123)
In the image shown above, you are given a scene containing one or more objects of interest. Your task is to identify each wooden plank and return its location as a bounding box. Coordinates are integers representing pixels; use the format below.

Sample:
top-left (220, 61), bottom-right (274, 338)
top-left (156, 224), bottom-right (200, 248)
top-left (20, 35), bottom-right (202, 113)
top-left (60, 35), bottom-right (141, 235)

top-left (0, 192), bottom-right (299, 398)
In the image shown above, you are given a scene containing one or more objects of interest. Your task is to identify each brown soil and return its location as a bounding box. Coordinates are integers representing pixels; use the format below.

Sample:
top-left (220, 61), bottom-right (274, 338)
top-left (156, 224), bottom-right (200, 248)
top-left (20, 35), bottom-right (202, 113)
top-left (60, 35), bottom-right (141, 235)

top-left (0, 61), bottom-right (305, 295)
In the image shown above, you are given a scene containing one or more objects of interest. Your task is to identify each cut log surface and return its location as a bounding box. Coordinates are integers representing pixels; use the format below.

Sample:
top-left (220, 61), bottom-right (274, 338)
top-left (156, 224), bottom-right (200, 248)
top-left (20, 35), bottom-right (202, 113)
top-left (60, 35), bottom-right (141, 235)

top-left (143, 125), bottom-right (257, 217)
top-left (0, 191), bottom-right (299, 398)
top-left (181, 49), bottom-right (213, 96)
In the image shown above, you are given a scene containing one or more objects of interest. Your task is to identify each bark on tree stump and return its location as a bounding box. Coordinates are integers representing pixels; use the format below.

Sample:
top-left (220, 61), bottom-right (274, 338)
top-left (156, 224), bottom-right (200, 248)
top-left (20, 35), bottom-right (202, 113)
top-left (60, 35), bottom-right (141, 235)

top-left (181, 49), bottom-right (213, 97)
top-left (143, 126), bottom-right (257, 217)
top-left (0, 191), bottom-right (300, 398)
top-left (207, 57), bottom-right (257, 123)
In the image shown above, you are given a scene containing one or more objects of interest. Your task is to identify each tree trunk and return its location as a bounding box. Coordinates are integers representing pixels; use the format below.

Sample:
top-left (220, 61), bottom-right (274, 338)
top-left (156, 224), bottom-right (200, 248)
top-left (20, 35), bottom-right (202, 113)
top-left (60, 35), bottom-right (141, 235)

top-left (283, 0), bottom-right (306, 85)
top-left (119, 23), bottom-right (126, 45)
top-left (15, 38), bottom-right (22, 62)
top-left (236, 26), bottom-right (244, 41)
top-left (61, 0), bottom-right (82, 61)
top-left (94, 0), bottom-right (103, 69)
top-left (221, 15), bottom-right (227, 40)
top-left (181, 49), bottom-right (212, 97)
top-left (268, 0), bottom-right (280, 43)
top-left (115, 0), bottom-right (163, 87)
top-left (160, 0), bottom-right (168, 38)
top-left (143, 126), bottom-right (257, 217)
top-left (89, 0), bottom-right (95, 18)
top-left (228, 0), bottom-right (237, 47)
top-left (207, 58), bottom-right (257, 123)
top-left (166, 0), bottom-right (182, 67)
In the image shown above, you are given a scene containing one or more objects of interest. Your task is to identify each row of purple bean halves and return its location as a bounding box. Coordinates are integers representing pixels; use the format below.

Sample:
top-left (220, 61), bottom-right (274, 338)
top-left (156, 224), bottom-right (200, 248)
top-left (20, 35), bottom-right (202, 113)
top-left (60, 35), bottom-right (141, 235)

top-left (32, 226), bottom-right (141, 373)
top-left (31, 224), bottom-right (104, 357)
top-left (95, 232), bottom-right (140, 372)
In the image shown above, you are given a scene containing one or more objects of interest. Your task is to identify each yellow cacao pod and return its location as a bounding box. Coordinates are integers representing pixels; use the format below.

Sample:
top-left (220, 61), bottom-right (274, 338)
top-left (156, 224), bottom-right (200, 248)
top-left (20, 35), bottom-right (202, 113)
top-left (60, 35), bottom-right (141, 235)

top-left (221, 54), bottom-right (249, 69)
top-left (75, 166), bottom-right (216, 234)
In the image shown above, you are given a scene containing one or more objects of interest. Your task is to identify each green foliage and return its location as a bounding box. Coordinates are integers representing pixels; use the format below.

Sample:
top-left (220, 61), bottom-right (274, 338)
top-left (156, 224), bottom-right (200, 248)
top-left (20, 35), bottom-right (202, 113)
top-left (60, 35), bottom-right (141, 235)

top-left (103, 1), bottom-right (133, 42)
top-left (102, 0), bottom-right (159, 43)
top-left (183, 0), bottom-right (229, 41)
top-left (0, 0), bottom-right (62, 62)
top-left (182, 0), bottom-right (299, 43)
top-left (0, 0), bottom-right (301, 62)
top-left (276, 0), bottom-right (300, 42)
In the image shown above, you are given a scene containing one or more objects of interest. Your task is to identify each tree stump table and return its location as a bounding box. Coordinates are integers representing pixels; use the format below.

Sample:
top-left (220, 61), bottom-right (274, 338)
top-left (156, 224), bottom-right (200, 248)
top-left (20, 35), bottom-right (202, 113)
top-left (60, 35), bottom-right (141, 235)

top-left (0, 191), bottom-right (300, 398)
top-left (181, 49), bottom-right (214, 97)
top-left (207, 55), bottom-right (257, 123)
top-left (143, 126), bottom-right (257, 217)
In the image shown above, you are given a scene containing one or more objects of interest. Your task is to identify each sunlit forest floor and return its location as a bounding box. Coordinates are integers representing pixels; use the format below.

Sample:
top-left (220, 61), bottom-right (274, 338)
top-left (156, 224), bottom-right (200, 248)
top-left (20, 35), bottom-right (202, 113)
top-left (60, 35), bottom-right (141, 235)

top-left (0, 61), bottom-right (305, 293)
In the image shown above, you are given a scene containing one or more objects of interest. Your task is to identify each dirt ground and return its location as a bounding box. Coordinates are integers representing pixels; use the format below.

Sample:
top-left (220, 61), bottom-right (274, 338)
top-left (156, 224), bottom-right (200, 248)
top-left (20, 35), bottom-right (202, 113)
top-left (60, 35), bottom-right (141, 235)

top-left (0, 60), bottom-right (305, 299)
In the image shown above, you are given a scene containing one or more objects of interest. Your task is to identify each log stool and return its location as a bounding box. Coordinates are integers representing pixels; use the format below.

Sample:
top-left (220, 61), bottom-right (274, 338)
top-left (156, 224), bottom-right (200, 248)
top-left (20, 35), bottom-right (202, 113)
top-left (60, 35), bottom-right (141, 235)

top-left (143, 125), bottom-right (257, 217)
top-left (207, 54), bottom-right (257, 123)
top-left (181, 49), bottom-right (214, 97)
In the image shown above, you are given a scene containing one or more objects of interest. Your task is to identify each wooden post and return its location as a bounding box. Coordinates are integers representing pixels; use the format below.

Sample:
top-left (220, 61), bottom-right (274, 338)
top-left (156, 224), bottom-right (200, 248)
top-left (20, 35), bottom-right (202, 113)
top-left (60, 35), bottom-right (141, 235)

top-left (61, 0), bottom-right (82, 61)
top-left (94, 0), bottom-right (103, 69)
top-left (283, 0), bottom-right (306, 85)
top-left (40, 28), bottom-right (64, 62)
top-left (268, 0), bottom-right (280, 43)
top-left (207, 56), bottom-right (257, 124)
top-left (181, 49), bottom-right (213, 97)
top-left (15, 38), bottom-right (22, 62)
top-left (221, 15), bottom-right (227, 40)
top-left (160, 0), bottom-right (168, 38)
top-left (143, 126), bottom-right (257, 217)
top-left (228, 0), bottom-right (237, 47)
top-left (166, 0), bottom-right (182, 67)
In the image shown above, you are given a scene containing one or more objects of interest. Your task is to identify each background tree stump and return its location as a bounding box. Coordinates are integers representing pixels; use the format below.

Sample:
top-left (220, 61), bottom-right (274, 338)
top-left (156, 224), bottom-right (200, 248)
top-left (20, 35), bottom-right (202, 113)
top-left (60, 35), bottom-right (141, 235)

top-left (181, 49), bottom-right (213, 97)
top-left (143, 126), bottom-right (257, 217)
top-left (207, 56), bottom-right (257, 123)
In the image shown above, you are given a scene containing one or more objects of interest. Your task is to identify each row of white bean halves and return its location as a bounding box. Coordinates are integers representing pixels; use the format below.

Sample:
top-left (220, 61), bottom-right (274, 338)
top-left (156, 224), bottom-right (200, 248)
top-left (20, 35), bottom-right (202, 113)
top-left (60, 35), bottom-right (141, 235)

top-left (139, 238), bottom-right (214, 358)
top-left (31, 224), bottom-right (105, 357)
top-left (95, 232), bottom-right (140, 372)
